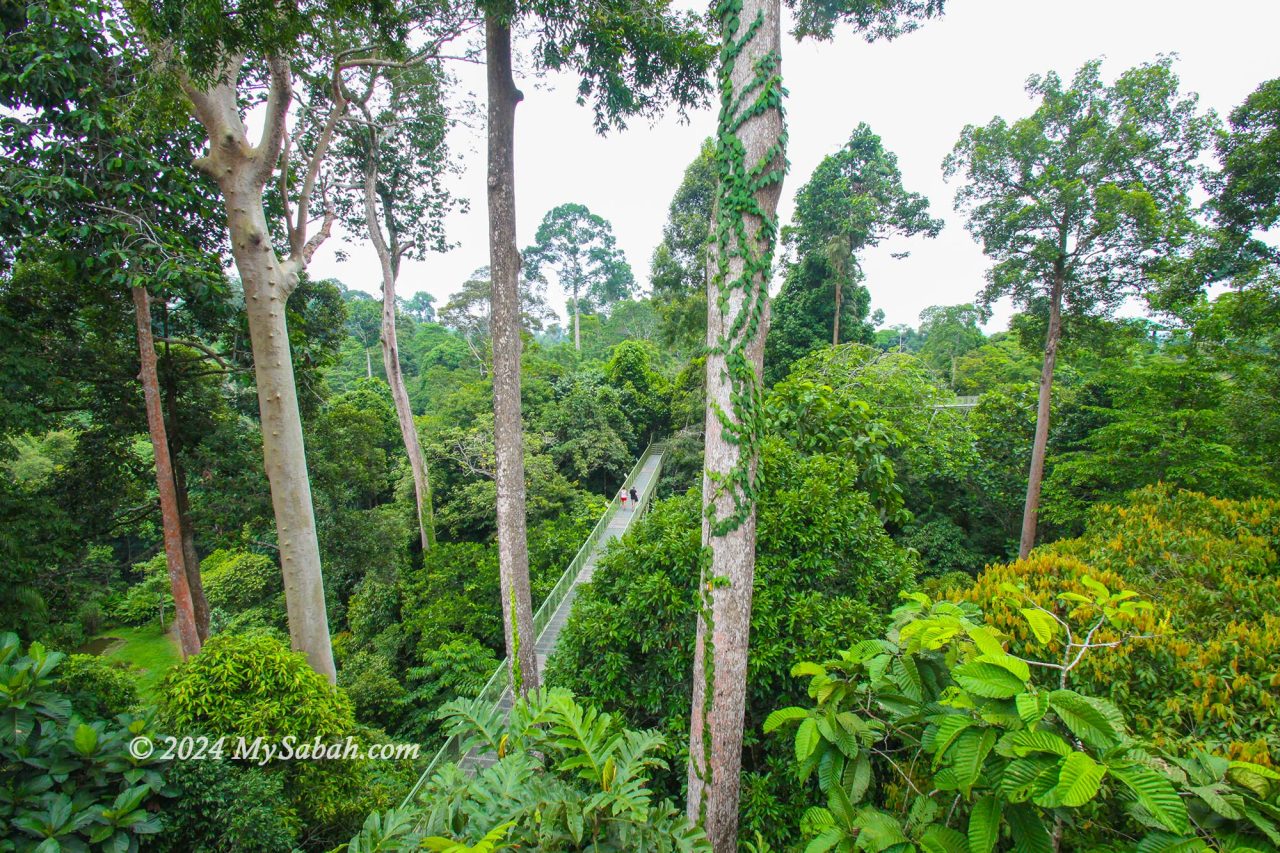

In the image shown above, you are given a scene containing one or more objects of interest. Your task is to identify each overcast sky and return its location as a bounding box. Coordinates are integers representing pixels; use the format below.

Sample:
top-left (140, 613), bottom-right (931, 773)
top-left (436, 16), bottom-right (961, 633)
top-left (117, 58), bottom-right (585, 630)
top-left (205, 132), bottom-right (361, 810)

top-left (307, 0), bottom-right (1280, 333)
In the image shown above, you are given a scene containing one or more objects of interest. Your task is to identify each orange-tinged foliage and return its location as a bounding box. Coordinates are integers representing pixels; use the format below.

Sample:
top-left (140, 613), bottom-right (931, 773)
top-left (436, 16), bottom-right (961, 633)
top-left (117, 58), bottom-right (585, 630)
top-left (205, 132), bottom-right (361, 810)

top-left (955, 484), bottom-right (1280, 762)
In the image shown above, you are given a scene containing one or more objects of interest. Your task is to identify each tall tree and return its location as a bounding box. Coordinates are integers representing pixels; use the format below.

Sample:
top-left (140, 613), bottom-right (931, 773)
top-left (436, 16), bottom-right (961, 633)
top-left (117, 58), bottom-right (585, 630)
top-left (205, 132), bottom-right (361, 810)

top-left (439, 266), bottom-right (554, 373)
top-left (480, 0), bottom-right (712, 698)
top-left (525, 203), bottom-right (634, 352)
top-left (944, 57), bottom-right (1215, 558)
top-left (334, 54), bottom-right (462, 553)
top-left (787, 122), bottom-right (943, 345)
top-left (0, 0), bottom-right (225, 644)
top-left (131, 287), bottom-right (202, 657)
top-left (918, 302), bottom-right (984, 388)
top-left (689, 2), bottom-right (945, 849)
top-left (130, 0), bottom-right (431, 680)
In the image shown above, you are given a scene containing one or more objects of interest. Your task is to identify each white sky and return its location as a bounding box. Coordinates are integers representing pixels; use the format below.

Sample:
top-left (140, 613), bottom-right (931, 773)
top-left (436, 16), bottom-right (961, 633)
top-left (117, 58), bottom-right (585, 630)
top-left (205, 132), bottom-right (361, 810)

top-left (308, 0), bottom-right (1280, 333)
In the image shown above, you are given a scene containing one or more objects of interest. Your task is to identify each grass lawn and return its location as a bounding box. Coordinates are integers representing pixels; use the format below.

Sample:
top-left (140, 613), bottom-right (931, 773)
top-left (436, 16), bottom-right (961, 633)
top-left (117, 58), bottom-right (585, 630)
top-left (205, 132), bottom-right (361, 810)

top-left (94, 623), bottom-right (180, 697)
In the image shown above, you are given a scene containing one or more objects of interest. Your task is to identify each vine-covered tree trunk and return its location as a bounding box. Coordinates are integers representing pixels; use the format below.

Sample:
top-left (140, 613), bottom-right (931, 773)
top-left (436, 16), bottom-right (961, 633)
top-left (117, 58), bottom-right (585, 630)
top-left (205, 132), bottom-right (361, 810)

top-left (363, 157), bottom-right (436, 551)
top-left (1019, 272), bottom-right (1063, 558)
top-left (131, 286), bottom-right (201, 658)
top-left (687, 0), bottom-right (785, 847)
top-left (486, 8), bottom-right (539, 695)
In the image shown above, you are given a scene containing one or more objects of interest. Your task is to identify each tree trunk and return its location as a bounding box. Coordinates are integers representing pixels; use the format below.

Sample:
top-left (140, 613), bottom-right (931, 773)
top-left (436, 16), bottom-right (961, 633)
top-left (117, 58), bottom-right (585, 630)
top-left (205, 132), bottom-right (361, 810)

top-left (366, 347), bottom-right (373, 379)
top-left (363, 158), bottom-right (436, 552)
top-left (131, 286), bottom-right (201, 658)
top-left (161, 335), bottom-right (210, 641)
top-left (173, 463), bottom-right (209, 640)
top-left (833, 276), bottom-right (842, 345)
top-left (486, 9), bottom-right (539, 696)
top-left (573, 287), bottom-right (581, 352)
top-left (950, 354), bottom-right (957, 390)
top-left (1018, 273), bottom-right (1063, 559)
top-left (226, 183), bottom-right (336, 681)
top-left (687, 0), bottom-right (785, 848)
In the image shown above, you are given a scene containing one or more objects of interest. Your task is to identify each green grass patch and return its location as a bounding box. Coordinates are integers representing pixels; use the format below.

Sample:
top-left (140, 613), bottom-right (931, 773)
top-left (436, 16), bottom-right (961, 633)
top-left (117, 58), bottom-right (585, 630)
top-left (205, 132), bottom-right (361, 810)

top-left (95, 622), bottom-right (180, 697)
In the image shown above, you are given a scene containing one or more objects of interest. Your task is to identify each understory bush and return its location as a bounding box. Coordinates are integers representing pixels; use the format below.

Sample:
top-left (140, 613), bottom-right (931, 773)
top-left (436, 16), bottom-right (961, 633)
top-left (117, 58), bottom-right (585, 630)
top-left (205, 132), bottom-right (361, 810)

top-left (771, 589), bottom-right (1280, 851)
top-left (159, 633), bottom-right (414, 849)
top-left (0, 633), bottom-right (170, 851)
top-left (959, 485), bottom-right (1280, 761)
top-left (346, 688), bottom-right (709, 851)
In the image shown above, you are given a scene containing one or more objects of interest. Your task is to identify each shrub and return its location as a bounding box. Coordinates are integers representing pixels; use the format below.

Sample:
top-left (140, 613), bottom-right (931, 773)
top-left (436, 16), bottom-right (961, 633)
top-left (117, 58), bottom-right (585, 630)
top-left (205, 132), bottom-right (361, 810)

top-left (770, 591), bottom-right (1280, 852)
top-left (151, 759), bottom-right (299, 853)
top-left (54, 653), bottom-right (138, 719)
top-left (200, 549), bottom-right (280, 613)
top-left (958, 485), bottom-right (1280, 760)
top-left (348, 688), bottom-right (709, 851)
top-left (160, 633), bottom-right (354, 741)
top-left (0, 633), bottom-right (170, 850)
top-left (158, 633), bottom-right (408, 848)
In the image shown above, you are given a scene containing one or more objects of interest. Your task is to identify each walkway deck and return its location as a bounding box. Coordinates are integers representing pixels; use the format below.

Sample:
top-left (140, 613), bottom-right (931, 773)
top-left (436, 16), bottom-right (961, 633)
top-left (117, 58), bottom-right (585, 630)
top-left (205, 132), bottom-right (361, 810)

top-left (402, 443), bottom-right (665, 797)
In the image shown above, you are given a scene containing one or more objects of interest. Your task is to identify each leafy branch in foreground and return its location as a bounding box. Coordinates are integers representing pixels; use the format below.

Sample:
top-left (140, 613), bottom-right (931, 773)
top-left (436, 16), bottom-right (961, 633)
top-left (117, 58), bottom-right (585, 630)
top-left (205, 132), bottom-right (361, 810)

top-left (768, 586), bottom-right (1280, 852)
top-left (340, 688), bottom-right (709, 852)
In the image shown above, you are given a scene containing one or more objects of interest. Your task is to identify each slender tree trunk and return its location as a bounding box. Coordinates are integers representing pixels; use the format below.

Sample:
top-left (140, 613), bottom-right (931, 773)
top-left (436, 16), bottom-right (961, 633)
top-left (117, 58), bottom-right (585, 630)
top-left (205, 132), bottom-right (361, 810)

top-left (362, 159), bottom-right (436, 551)
top-left (486, 9), bottom-right (539, 695)
top-left (226, 184), bottom-right (336, 681)
top-left (365, 347), bottom-right (373, 378)
top-left (161, 336), bottom-right (210, 641)
top-left (687, 0), bottom-right (785, 848)
top-left (173, 463), bottom-right (209, 640)
top-left (832, 276), bottom-right (842, 345)
top-left (950, 354), bottom-right (957, 390)
top-left (131, 286), bottom-right (201, 658)
top-left (573, 287), bottom-right (581, 352)
top-left (1018, 273), bottom-right (1063, 559)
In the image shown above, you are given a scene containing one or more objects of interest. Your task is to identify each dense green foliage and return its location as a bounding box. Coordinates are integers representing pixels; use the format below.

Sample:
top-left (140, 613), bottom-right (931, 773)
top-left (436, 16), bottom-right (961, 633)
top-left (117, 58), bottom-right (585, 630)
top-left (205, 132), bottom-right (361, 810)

top-left (350, 689), bottom-right (711, 851)
top-left (1, 1), bottom-right (1278, 848)
top-left (0, 634), bottom-right (169, 851)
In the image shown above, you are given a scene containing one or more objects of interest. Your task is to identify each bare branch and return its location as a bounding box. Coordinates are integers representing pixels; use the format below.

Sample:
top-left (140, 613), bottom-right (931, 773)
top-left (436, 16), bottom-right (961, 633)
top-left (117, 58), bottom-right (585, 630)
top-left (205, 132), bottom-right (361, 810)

top-left (253, 55), bottom-right (292, 187)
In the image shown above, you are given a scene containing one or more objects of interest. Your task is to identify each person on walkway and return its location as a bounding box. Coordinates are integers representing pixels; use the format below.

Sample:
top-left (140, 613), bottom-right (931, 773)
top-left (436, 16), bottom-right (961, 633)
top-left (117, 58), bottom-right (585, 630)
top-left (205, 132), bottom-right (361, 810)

top-left (629, 486), bottom-right (639, 506)
top-left (618, 487), bottom-right (628, 510)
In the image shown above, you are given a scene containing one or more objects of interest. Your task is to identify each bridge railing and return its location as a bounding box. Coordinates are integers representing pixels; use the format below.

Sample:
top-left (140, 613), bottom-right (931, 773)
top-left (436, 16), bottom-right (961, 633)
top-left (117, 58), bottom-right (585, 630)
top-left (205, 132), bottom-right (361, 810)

top-left (401, 439), bottom-right (662, 806)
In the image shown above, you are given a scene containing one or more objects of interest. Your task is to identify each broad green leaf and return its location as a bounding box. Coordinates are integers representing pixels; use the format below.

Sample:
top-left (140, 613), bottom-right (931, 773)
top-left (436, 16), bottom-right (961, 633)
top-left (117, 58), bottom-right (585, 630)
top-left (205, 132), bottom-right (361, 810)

top-left (1048, 690), bottom-right (1124, 749)
top-left (953, 661), bottom-right (1026, 699)
top-left (1020, 609), bottom-right (1057, 644)
top-left (930, 716), bottom-right (975, 766)
top-left (796, 718), bottom-right (821, 763)
top-left (1189, 785), bottom-right (1244, 820)
top-left (1135, 832), bottom-right (1209, 852)
top-left (72, 724), bottom-right (98, 756)
top-left (918, 825), bottom-right (968, 853)
top-left (793, 661), bottom-right (826, 678)
top-left (1015, 693), bottom-right (1049, 726)
top-left (951, 729), bottom-right (998, 795)
top-left (1004, 729), bottom-right (1072, 758)
top-left (967, 795), bottom-right (1002, 853)
top-left (1002, 757), bottom-right (1059, 803)
top-left (1108, 762), bottom-right (1190, 834)
top-left (976, 653), bottom-right (1031, 682)
top-left (965, 624), bottom-right (1006, 658)
top-left (1037, 752), bottom-right (1106, 808)
top-left (764, 707), bottom-right (808, 733)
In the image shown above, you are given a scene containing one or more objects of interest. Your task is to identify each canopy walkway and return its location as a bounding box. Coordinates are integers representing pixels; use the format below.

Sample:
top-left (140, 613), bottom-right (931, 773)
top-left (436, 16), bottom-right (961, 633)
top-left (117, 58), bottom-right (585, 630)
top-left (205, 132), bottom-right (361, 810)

top-left (402, 440), bottom-right (665, 804)
top-left (935, 395), bottom-right (979, 411)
